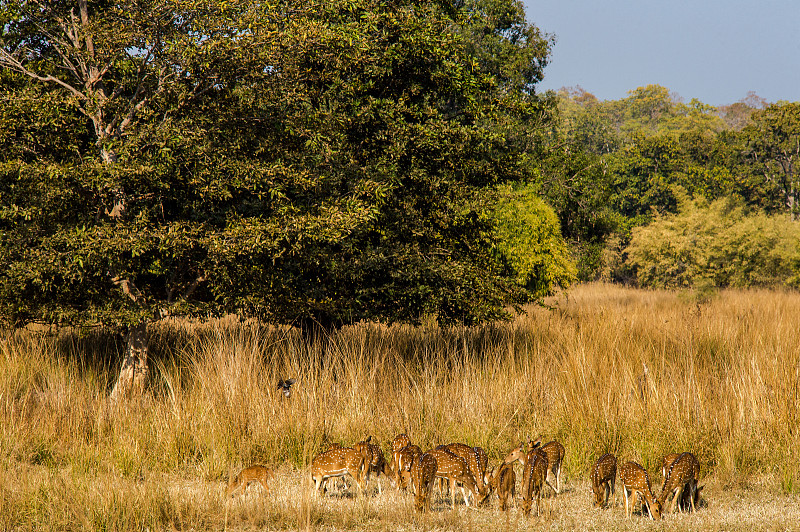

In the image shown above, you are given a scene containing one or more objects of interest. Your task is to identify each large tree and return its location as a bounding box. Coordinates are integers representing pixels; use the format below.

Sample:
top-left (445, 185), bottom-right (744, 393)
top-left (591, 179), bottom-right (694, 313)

top-left (0, 0), bottom-right (559, 399)
top-left (742, 102), bottom-right (800, 220)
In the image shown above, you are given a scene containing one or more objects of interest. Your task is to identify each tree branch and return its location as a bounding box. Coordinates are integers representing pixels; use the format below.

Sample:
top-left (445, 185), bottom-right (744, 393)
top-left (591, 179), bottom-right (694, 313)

top-left (0, 49), bottom-right (87, 101)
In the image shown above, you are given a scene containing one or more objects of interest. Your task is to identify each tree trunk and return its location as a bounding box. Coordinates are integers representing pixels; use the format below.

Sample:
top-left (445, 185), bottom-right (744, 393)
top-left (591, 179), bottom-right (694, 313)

top-left (110, 322), bottom-right (149, 403)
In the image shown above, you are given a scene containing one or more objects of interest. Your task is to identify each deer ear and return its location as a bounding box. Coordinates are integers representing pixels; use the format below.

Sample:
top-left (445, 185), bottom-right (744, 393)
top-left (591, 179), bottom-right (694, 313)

top-left (287, 378), bottom-right (296, 386)
top-left (277, 379), bottom-right (284, 388)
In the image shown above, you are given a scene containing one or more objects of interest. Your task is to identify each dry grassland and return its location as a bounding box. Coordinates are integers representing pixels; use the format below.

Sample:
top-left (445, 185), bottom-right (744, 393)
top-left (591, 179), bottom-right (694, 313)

top-left (1, 283), bottom-right (799, 530)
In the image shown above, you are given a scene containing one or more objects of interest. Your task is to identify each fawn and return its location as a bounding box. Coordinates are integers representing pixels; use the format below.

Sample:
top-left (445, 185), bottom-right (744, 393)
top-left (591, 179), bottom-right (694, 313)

top-left (520, 445), bottom-right (548, 517)
top-left (427, 446), bottom-right (479, 507)
top-left (503, 438), bottom-right (540, 466)
top-left (618, 461), bottom-right (662, 520)
top-left (658, 452), bottom-right (701, 513)
top-left (412, 452), bottom-right (438, 512)
top-left (310, 444), bottom-right (369, 496)
top-left (590, 453), bottom-right (617, 508)
top-left (227, 465), bottom-right (275, 498)
top-left (487, 462), bottom-right (516, 511)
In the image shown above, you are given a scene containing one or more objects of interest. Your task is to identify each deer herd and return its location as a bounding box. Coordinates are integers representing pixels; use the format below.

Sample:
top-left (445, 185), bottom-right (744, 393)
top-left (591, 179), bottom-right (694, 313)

top-left (227, 432), bottom-right (704, 520)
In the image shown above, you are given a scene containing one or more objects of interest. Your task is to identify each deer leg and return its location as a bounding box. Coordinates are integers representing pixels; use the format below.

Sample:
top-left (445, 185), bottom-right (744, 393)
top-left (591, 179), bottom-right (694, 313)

top-left (545, 478), bottom-right (557, 497)
top-left (670, 487), bottom-right (682, 513)
top-left (460, 484), bottom-right (470, 507)
top-left (623, 488), bottom-right (630, 519)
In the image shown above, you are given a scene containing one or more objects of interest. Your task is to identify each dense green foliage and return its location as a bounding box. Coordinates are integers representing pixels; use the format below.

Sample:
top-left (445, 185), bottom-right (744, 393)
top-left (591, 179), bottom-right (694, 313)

top-left (626, 197), bottom-right (800, 289)
top-left (490, 184), bottom-right (575, 298)
top-left (550, 85), bottom-right (800, 287)
top-left (0, 0), bottom-right (567, 338)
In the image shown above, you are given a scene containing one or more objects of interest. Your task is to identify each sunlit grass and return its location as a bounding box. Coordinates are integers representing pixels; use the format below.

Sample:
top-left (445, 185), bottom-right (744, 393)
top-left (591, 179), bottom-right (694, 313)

top-left (1, 283), bottom-right (799, 530)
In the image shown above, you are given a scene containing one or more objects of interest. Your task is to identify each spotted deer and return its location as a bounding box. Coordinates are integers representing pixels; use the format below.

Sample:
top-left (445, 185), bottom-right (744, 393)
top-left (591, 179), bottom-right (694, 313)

top-left (427, 446), bottom-right (479, 507)
top-left (540, 440), bottom-right (565, 494)
top-left (444, 442), bottom-right (488, 501)
top-left (658, 452), bottom-right (700, 513)
top-left (357, 436), bottom-right (390, 494)
top-left (618, 461), bottom-right (662, 520)
top-left (504, 439), bottom-right (557, 496)
top-left (227, 465), bottom-right (275, 498)
top-left (503, 438), bottom-right (540, 466)
top-left (661, 453), bottom-right (681, 480)
top-left (487, 462), bottom-right (516, 511)
top-left (474, 446), bottom-right (489, 485)
top-left (590, 454), bottom-right (617, 508)
top-left (520, 446), bottom-right (548, 517)
top-left (412, 452), bottom-right (438, 512)
top-left (390, 433), bottom-right (411, 476)
top-left (310, 444), bottom-right (369, 496)
top-left (394, 443), bottom-right (422, 491)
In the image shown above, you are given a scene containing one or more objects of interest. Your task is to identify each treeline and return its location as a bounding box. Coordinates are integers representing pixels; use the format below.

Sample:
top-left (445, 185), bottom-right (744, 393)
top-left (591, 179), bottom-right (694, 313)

top-left (540, 84), bottom-right (800, 288)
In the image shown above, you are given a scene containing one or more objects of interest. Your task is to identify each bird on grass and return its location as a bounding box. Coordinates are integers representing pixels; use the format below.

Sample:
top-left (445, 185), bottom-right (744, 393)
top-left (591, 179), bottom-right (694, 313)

top-left (278, 378), bottom-right (296, 398)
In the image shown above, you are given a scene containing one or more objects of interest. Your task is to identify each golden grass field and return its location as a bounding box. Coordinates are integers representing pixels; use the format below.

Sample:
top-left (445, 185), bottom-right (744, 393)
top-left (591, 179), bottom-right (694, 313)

top-left (1, 283), bottom-right (799, 530)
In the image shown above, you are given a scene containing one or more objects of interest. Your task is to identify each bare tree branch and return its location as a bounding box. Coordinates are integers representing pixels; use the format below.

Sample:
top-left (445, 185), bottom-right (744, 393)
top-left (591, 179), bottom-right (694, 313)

top-left (0, 49), bottom-right (87, 101)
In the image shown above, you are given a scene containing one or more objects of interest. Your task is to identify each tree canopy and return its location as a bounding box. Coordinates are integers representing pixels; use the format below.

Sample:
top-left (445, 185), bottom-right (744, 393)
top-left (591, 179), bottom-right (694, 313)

top-left (0, 0), bottom-right (568, 395)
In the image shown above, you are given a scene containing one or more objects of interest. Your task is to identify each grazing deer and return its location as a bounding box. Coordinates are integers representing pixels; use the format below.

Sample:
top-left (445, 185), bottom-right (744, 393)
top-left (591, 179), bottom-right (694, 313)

top-left (394, 443), bottom-right (422, 491)
top-left (412, 453), bottom-right (438, 512)
top-left (658, 452), bottom-right (700, 513)
top-left (520, 446), bottom-right (548, 517)
top-left (618, 461), bottom-right (662, 520)
top-left (444, 442), bottom-right (488, 501)
top-left (227, 465), bottom-right (275, 498)
top-left (487, 462), bottom-right (516, 511)
top-left (661, 453), bottom-right (680, 480)
top-left (590, 454), bottom-right (617, 508)
top-left (540, 440), bottom-right (565, 494)
top-left (310, 445), bottom-right (369, 497)
top-left (427, 446), bottom-right (479, 507)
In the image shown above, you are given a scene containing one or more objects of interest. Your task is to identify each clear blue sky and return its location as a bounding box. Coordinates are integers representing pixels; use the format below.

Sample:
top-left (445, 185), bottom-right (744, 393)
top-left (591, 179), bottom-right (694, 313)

top-left (522, 0), bottom-right (800, 106)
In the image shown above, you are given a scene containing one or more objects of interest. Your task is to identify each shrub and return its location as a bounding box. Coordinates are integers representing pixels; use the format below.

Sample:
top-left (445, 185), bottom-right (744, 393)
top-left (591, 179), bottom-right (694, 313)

top-left (626, 196), bottom-right (800, 289)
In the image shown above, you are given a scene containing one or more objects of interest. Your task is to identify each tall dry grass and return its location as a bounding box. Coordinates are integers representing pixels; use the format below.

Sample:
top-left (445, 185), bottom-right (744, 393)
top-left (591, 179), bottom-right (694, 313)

top-left (1, 283), bottom-right (799, 530)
